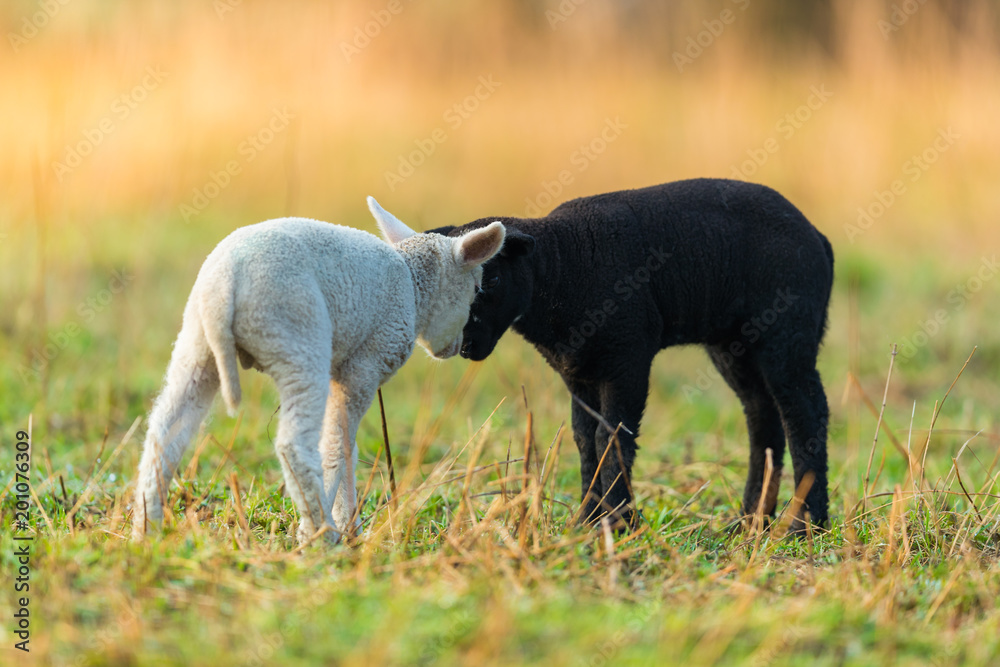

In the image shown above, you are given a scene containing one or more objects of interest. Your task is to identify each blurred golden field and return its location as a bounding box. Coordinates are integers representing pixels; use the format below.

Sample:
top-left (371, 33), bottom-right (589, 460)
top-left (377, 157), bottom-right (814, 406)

top-left (3, 1), bottom-right (1000, 664)
top-left (4, 0), bottom-right (1000, 371)
top-left (3, 0), bottom-right (999, 236)
top-left (5, 0), bottom-right (1000, 453)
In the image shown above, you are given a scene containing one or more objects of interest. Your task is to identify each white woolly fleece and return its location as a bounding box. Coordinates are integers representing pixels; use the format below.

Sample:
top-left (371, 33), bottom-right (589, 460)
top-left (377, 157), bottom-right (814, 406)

top-left (133, 205), bottom-right (504, 545)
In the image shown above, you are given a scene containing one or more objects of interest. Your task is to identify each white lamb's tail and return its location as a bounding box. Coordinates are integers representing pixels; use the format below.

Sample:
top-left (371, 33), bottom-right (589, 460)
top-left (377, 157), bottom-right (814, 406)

top-left (199, 281), bottom-right (242, 416)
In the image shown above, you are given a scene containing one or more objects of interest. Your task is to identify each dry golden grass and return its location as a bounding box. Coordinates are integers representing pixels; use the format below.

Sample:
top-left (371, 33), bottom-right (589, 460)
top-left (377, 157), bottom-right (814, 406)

top-left (3, 1), bottom-right (1000, 664)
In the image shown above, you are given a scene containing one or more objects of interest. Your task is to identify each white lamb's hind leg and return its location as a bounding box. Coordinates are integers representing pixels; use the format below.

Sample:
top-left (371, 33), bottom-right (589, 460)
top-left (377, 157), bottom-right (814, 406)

top-left (133, 331), bottom-right (220, 539)
top-left (328, 364), bottom-right (380, 536)
top-left (273, 369), bottom-right (335, 546)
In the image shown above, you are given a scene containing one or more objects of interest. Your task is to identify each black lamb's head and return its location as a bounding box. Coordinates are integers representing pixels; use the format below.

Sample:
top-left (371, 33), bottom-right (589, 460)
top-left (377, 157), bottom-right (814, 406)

top-left (427, 220), bottom-right (535, 361)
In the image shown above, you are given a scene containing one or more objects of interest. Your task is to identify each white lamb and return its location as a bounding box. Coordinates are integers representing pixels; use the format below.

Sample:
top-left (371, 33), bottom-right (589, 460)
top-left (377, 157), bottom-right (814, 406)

top-left (132, 198), bottom-right (505, 545)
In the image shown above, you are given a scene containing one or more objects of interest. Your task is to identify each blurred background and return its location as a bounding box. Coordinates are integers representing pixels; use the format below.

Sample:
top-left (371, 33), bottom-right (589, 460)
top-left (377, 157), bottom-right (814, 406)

top-left (5, 4), bottom-right (1000, 662)
top-left (2, 0), bottom-right (999, 500)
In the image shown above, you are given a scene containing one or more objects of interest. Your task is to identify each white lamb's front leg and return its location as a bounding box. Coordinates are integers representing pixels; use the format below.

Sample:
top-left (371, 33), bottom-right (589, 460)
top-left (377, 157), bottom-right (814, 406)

top-left (331, 431), bottom-right (360, 535)
top-left (320, 382), bottom-right (356, 536)
top-left (323, 367), bottom-right (382, 536)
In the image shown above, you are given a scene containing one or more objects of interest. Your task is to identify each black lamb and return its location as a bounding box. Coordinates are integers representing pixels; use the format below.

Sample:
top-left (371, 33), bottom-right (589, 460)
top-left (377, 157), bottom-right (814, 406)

top-left (430, 178), bottom-right (834, 532)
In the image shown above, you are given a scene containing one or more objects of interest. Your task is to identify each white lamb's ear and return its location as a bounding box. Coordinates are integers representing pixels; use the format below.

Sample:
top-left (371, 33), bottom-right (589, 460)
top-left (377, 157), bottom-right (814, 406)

top-left (368, 196), bottom-right (416, 245)
top-left (454, 221), bottom-right (506, 268)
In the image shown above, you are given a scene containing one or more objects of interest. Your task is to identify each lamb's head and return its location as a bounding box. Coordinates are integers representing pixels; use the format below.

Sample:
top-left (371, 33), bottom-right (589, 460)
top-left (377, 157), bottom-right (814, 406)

top-left (427, 219), bottom-right (536, 361)
top-left (368, 197), bottom-right (505, 359)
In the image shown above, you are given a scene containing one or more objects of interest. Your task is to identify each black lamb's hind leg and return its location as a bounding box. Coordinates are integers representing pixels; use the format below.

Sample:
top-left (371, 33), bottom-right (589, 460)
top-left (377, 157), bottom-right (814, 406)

top-left (568, 381), bottom-right (603, 526)
top-left (594, 368), bottom-right (652, 531)
top-left (707, 344), bottom-right (786, 527)
top-left (758, 350), bottom-right (830, 533)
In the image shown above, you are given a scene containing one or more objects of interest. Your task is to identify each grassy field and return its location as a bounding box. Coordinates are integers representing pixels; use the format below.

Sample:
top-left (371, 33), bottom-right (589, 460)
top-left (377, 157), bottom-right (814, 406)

top-left (3, 0), bottom-right (1000, 665)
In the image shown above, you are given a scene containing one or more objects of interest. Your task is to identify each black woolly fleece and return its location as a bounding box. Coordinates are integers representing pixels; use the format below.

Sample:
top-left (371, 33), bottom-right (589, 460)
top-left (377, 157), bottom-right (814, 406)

top-left (431, 178), bottom-right (834, 531)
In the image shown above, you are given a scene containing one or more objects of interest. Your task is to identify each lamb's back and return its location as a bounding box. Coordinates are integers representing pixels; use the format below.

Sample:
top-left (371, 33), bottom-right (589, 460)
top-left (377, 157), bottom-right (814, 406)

top-left (197, 217), bottom-right (416, 359)
top-left (540, 179), bottom-right (832, 347)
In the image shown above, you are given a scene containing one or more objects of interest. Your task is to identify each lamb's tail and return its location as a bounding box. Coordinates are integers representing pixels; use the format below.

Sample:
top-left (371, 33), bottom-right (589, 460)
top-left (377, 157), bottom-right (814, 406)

top-left (199, 279), bottom-right (241, 416)
top-left (816, 229), bottom-right (835, 342)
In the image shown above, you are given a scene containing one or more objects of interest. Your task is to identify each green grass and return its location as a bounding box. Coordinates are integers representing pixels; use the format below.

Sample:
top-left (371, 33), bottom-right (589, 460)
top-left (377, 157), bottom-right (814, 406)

top-left (2, 213), bottom-right (1000, 665)
top-left (4, 1), bottom-right (1000, 663)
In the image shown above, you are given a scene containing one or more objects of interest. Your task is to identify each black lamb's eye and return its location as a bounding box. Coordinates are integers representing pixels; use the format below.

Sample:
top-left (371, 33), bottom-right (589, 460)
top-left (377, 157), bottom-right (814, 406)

top-left (486, 275), bottom-right (500, 289)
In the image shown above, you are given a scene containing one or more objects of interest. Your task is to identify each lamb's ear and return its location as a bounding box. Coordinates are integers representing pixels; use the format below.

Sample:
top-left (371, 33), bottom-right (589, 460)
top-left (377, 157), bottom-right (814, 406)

top-left (501, 229), bottom-right (535, 258)
top-left (454, 221), bottom-right (506, 268)
top-left (368, 196), bottom-right (416, 245)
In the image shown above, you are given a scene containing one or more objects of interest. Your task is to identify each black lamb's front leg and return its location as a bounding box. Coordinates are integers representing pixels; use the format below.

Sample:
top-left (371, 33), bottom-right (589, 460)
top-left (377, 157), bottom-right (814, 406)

top-left (594, 371), bottom-right (651, 531)
top-left (569, 382), bottom-right (602, 525)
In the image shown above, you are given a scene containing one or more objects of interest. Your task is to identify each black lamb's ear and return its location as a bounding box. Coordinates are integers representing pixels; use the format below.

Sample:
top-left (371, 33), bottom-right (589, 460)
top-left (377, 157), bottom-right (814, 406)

top-left (426, 225), bottom-right (458, 237)
top-left (501, 229), bottom-right (535, 258)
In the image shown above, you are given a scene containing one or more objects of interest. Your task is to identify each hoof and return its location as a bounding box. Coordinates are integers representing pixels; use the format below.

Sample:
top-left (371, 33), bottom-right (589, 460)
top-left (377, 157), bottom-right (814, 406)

top-left (578, 505), bottom-right (636, 534)
top-left (296, 522), bottom-right (342, 547)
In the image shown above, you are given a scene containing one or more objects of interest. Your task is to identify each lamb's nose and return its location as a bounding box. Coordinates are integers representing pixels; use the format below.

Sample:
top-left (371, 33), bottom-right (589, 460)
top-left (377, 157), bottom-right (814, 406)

top-left (460, 340), bottom-right (473, 358)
